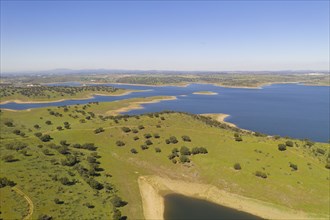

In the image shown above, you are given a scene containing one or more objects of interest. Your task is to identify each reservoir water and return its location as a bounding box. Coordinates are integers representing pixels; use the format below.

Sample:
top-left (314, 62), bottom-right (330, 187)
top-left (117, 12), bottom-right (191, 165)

top-left (1, 83), bottom-right (329, 142)
top-left (164, 194), bottom-right (261, 220)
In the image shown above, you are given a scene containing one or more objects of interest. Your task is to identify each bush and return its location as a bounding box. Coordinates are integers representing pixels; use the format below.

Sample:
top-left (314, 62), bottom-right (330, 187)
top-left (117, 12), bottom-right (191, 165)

top-left (168, 153), bottom-right (176, 160)
top-left (138, 125), bottom-right (145, 130)
top-left (145, 140), bottom-right (153, 145)
top-left (155, 147), bottom-right (161, 153)
top-left (198, 147), bottom-right (208, 154)
top-left (112, 208), bottom-right (122, 220)
top-left (132, 128), bottom-right (138, 133)
top-left (179, 155), bottom-right (190, 163)
top-left (40, 134), bottom-right (52, 142)
top-left (34, 132), bottom-right (43, 137)
top-left (2, 155), bottom-right (16, 162)
top-left (61, 155), bottom-right (78, 166)
top-left (116, 141), bottom-right (125, 147)
top-left (255, 171), bottom-right (267, 179)
top-left (180, 146), bottom-right (191, 155)
top-left (94, 127), bottom-right (104, 134)
top-left (0, 177), bottom-right (16, 188)
top-left (289, 162), bottom-right (298, 171)
top-left (133, 136), bottom-right (139, 141)
top-left (172, 159), bottom-right (177, 164)
top-left (316, 148), bottom-right (325, 155)
top-left (165, 139), bottom-right (170, 144)
top-left (4, 121), bottom-right (14, 127)
top-left (56, 126), bottom-right (63, 131)
top-left (13, 129), bottom-right (21, 135)
top-left (54, 198), bottom-right (64, 204)
top-left (144, 133), bottom-right (152, 139)
top-left (130, 148), bottom-right (138, 154)
top-left (140, 145), bottom-right (148, 150)
top-left (235, 137), bottom-right (243, 142)
top-left (45, 120), bottom-right (52, 125)
top-left (278, 144), bottom-right (286, 151)
top-left (325, 162), bottom-right (330, 169)
top-left (234, 163), bottom-right (242, 170)
top-left (285, 141), bottom-right (294, 147)
top-left (38, 214), bottom-right (53, 220)
top-left (234, 133), bottom-right (240, 138)
top-left (182, 135), bottom-right (191, 142)
top-left (169, 136), bottom-right (178, 144)
top-left (154, 133), bottom-right (160, 138)
top-left (110, 195), bottom-right (127, 207)
top-left (42, 149), bottom-right (52, 156)
top-left (121, 127), bottom-right (131, 133)
top-left (87, 178), bottom-right (103, 190)
top-left (172, 148), bottom-right (179, 153)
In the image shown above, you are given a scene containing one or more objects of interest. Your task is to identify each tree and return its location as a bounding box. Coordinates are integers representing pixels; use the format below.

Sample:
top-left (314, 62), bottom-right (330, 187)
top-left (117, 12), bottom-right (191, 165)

top-left (144, 133), bottom-right (152, 139)
top-left (285, 141), bottom-right (294, 147)
top-left (169, 136), bottom-right (178, 144)
top-left (255, 171), bottom-right (267, 179)
top-left (110, 195), bottom-right (127, 207)
top-left (40, 134), bottom-right (52, 142)
top-left (278, 144), bottom-right (286, 151)
top-left (116, 141), bottom-right (125, 147)
top-left (121, 127), bottom-right (131, 133)
top-left (180, 146), bottom-right (191, 155)
top-left (234, 163), bottom-right (242, 170)
top-left (179, 155), bottom-right (190, 163)
top-left (131, 148), bottom-right (138, 154)
top-left (182, 135), bottom-right (191, 142)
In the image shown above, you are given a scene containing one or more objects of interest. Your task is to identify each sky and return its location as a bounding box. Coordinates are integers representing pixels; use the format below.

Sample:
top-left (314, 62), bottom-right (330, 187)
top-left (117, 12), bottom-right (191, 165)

top-left (0, 0), bottom-right (329, 72)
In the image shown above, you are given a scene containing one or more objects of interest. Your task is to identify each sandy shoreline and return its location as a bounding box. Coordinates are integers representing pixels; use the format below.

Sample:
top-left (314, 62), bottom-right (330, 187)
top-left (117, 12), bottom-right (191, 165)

top-left (192, 91), bottom-right (218, 95)
top-left (200, 113), bottom-right (237, 127)
top-left (138, 175), bottom-right (325, 220)
top-left (106, 96), bottom-right (177, 115)
top-left (0, 91), bottom-right (134, 105)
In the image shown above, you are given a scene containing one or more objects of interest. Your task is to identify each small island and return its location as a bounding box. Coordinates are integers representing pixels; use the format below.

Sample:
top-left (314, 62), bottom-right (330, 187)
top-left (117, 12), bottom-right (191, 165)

top-left (192, 91), bottom-right (218, 95)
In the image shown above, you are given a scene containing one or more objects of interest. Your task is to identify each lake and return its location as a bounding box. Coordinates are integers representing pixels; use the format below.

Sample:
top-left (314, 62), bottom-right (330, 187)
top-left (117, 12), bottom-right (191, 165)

top-left (163, 194), bottom-right (261, 220)
top-left (1, 83), bottom-right (329, 142)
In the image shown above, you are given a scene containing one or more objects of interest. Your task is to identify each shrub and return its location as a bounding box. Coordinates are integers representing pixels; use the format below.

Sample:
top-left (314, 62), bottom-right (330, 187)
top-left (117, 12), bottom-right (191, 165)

top-left (325, 162), bottom-right (330, 169)
top-left (110, 195), bottom-right (127, 207)
top-left (0, 177), bottom-right (16, 188)
top-left (121, 127), bottom-right (131, 133)
top-left (154, 133), bottom-right (160, 138)
top-left (172, 148), bottom-right (179, 153)
top-left (2, 155), bottom-right (16, 162)
top-left (234, 163), bottom-right (242, 170)
top-left (132, 128), bottom-right (138, 133)
top-left (34, 132), bottom-right (42, 137)
top-left (38, 214), bottom-right (53, 220)
top-left (235, 137), bottom-right (243, 142)
top-left (165, 139), bottom-right (170, 144)
top-left (4, 121), bottom-right (14, 127)
top-left (40, 134), bottom-right (52, 142)
top-left (255, 171), bottom-right (267, 179)
top-left (180, 146), bottom-right (191, 155)
top-left (61, 155), bottom-right (78, 166)
top-left (133, 136), bottom-right (139, 141)
top-left (285, 141), bottom-right (294, 147)
top-left (179, 155), bottom-right (190, 163)
top-left (140, 145), bottom-right (148, 150)
top-left (87, 178), bottom-right (103, 190)
top-left (56, 126), bottom-right (63, 131)
top-left (316, 148), bottom-right (325, 155)
top-left (42, 149), bottom-right (52, 156)
top-left (172, 159), bottom-right (177, 164)
top-left (169, 136), bottom-right (178, 144)
top-left (138, 125), bottom-right (145, 130)
top-left (234, 133), bottom-right (240, 138)
top-left (116, 141), bottom-right (125, 147)
top-left (198, 147), bottom-right (208, 154)
top-left (144, 133), bottom-right (152, 139)
top-left (168, 153), bottom-right (176, 160)
top-left (289, 162), bottom-right (298, 171)
top-left (182, 135), bottom-right (191, 142)
top-left (155, 147), bottom-right (161, 153)
top-left (54, 198), bottom-right (64, 204)
top-left (278, 144), bottom-right (286, 151)
top-left (13, 129), bottom-right (21, 135)
top-left (94, 127), bottom-right (104, 134)
top-left (131, 148), bottom-right (138, 154)
top-left (145, 140), bottom-right (153, 145)
top-left (45, 120), bottom-right (52, 125)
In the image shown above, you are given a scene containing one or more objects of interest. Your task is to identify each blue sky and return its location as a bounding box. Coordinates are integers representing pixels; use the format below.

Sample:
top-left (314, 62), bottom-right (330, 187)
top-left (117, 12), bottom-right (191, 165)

top-left (1, 1), bottom-right (329, 72)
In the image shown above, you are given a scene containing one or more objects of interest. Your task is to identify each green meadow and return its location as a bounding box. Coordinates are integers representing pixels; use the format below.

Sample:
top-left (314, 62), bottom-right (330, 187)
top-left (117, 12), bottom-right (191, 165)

top-left (0, 97), bottom-right (329, 219)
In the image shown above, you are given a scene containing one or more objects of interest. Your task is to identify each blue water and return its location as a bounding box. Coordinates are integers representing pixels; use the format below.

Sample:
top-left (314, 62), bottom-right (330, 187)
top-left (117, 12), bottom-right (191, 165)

top-left (1, 83), bottom-right (329, 142)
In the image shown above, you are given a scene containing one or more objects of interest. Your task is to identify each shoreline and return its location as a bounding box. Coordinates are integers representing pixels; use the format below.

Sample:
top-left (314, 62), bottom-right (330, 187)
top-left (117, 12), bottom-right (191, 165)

top-left (138, 175), bottom-right (325, 220)
top-left (192, 91), bottom-right (218, 95)
top-left (105, 96), bottom-right (177, 115)
top-left (200, 113), bottom-right (237, 128)
top-left (0, 90), bottom-right (135, 105)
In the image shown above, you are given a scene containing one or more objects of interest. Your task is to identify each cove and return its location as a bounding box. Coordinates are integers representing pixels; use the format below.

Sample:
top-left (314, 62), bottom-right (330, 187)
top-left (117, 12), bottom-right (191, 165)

top-left (1, 83), bottom-right (329, 142)
top-left (163, 194), bottom-right (262, 220)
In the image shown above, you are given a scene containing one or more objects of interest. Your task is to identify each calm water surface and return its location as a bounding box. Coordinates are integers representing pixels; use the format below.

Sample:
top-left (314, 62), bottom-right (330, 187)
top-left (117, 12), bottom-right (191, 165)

top-left (1, 83), bottom-right (329, 142)
top-left (164, 194), bottom-right (261, 220)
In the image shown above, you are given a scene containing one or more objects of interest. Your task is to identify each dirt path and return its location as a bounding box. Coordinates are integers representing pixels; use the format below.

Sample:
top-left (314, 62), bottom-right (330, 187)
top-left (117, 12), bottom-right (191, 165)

top-left (12, 187), bottom-right (34, 220)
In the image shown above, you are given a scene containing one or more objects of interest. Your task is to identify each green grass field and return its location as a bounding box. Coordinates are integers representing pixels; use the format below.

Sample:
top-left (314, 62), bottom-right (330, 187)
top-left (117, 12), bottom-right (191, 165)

top-left (0, 97), bottom-right (329, 219)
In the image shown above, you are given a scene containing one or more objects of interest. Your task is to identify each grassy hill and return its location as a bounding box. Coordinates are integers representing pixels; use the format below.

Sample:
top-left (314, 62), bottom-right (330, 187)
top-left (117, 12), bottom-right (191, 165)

top-left (0, 97), bottom-right (329, 219)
